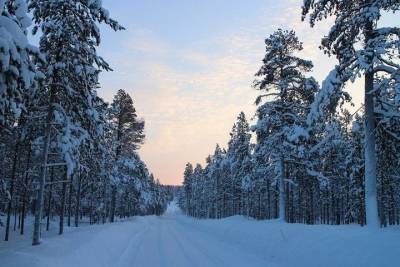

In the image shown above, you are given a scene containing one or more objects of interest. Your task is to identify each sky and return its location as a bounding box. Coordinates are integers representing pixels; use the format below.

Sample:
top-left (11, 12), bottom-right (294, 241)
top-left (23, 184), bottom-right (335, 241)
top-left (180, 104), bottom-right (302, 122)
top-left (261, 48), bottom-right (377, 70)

top-left (96, 0), bottom-right (396, 185)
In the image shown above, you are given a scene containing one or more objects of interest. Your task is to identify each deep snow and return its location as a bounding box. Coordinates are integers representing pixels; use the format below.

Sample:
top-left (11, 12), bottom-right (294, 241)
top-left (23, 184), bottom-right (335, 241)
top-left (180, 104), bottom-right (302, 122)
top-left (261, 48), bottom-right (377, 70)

top-left (1, 202), bottom-right (399, 267)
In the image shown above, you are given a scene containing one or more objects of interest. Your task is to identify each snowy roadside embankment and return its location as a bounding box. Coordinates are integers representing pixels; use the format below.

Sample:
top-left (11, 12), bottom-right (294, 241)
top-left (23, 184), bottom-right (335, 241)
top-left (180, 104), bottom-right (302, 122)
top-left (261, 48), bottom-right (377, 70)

top-left (177, 214), bottom-right (400, 267)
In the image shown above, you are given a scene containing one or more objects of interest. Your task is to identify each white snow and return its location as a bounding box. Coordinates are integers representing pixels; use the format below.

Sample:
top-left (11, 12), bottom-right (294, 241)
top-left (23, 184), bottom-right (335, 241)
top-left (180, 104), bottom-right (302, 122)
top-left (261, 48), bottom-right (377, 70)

top-left (1, 202), bottom-right (399, 267)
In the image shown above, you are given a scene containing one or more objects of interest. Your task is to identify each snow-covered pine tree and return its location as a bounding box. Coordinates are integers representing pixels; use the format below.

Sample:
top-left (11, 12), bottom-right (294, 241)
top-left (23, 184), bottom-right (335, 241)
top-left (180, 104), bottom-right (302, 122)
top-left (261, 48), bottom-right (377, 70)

top-left (309, 110), bottom-right (353, 224)
top-left (347, 113), bottom-right (366, 225)
top-left (108, 89), bottom-right (145, 222)
top-left (29, 0), bottom-right (124, 245)
top-left (180, 143), bottom-right (230, 219)
top-left (110, 90), bottom-right (145, 153)
top-left (202, 155), bottom-right (215, 218)
top-left (302, 0), bottom-right (400, 228)
top-left (181, 162), bottom-right (194, 215)
top-left (191, 163), bottom-right (202, 218)
top-left (128, 153), bottom-right (151, 216)
top-left (375, 76), bottom-right (400, 226)
top-left (0, 0), bottom-right (41, 130)
top-left (253, 29), bottom-right (315, 221)
top-left (91, 97), bottom-right (114, 225)
top-left (0, 0), bottom-right (43, 242)
top-left (225, 112), bottom-right (251, 216)
top-left (210, 145), bottom-right (225, 218)
top-left (251, 126), bottom-right (276, 220)
top-left (239, 149), bottom-right (254, 218)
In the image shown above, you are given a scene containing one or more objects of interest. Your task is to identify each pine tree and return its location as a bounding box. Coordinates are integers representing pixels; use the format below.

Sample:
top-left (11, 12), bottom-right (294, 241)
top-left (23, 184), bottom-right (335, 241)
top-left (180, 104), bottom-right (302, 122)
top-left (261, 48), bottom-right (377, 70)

top-left (375, 79), bottom-right (400, 226)
top-left (210, 145), bottom-right (225, 218)
top-left (0, 0), bottom-right (42, 242)
top-left (253, 29), bottom-right (315, 221)
top-left (0, 2), bottom-right (167, 246)
top-left (302, 0), bottom-right (400, 228)
top-left (225, 112), bottom-right (251, 216)
top-left (110, 89), bottom-right (145, 156)
top-left (181, 163), bottom-right (193, 215)
top-left (108, 89), bottom-right (145, 222)
top-left (29, 0), bottom-right (124, 245)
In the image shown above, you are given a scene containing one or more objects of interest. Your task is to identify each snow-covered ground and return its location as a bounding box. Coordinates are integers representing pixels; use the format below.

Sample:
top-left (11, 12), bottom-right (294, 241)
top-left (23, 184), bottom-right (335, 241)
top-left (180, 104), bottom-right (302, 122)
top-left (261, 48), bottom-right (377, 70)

top-left (1, 202), bottom-right (399, 267)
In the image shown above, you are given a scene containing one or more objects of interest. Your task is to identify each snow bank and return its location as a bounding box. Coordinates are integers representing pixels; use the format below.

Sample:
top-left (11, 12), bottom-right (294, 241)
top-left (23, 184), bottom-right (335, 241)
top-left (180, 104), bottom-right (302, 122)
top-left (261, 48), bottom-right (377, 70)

top-left (179, 215), bottom-right (400, 267)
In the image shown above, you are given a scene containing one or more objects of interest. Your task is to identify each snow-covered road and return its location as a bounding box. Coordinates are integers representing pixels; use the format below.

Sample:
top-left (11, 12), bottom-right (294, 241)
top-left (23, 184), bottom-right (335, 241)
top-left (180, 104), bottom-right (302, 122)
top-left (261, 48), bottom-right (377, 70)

top-left (2, 203), bottom-right (272, 267)
top-left (3, 202), bottom-right (400, 267)
top-left (111, 208), bottom-right (271, 267)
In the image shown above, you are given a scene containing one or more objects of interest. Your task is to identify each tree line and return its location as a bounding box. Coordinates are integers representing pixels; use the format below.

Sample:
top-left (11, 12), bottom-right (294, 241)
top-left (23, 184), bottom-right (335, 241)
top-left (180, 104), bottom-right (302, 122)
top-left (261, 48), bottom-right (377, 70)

top-left (178, 0), bottom-right (400, 228)
top-left (0, 0), bottom-right (170, 245)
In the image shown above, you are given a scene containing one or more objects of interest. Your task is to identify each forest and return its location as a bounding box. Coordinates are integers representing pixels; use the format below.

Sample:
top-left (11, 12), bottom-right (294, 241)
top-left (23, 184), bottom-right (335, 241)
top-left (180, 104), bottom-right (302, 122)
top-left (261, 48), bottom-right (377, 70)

top-left (0, 0), bottom-right (170, 246)
top-left (0, 0), bottom-right (399, 266)
top-left (178, 1), bottom-right (400, 228)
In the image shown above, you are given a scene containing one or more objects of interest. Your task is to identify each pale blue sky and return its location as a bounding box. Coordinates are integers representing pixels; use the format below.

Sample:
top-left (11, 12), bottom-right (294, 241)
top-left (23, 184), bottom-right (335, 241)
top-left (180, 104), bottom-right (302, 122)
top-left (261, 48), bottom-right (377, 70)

top-left (96, 0), bottom-right (398, 185)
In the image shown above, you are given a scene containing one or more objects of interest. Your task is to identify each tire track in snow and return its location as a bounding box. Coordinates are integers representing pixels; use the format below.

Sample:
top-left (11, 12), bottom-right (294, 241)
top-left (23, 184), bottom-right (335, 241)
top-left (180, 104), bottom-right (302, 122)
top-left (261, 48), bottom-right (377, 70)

top-left (172, 216), bottom-right (270, 267)
top-left (165, 219), bottom-right (217, 267)
top-left (165, 219), bottom-right (225, 267)
top-left (114, 220), bottom-right (151, 267)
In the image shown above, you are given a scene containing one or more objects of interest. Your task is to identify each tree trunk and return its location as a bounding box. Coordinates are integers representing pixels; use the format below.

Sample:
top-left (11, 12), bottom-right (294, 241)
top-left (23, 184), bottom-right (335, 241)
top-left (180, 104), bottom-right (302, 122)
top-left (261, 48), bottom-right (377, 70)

top-left (74, 172), bottom-right (82, 227)
top-left (279, 155), bottom-right (286, 221)
top-left (13, 196), bottom-right (18, 231)
top-left (67, 174), bottom-right (74, 227)
top-left (102, 180), bottom-right (108, 224)
top-left (5, 143), bottom-right (19, 241)
top-left (110, 185), bottom-right (116, 223)
top-left (364, 21), bottom-right (380, 229)
top-left (247, 189), bottom-right (250, 217)
top-left (18, 205), bottom-right (21, 230)
top-left (110, 114), bottom-right (123, 223)
top-left (59, 169), bottom-right (67, 235)
top-left (46, 167), bottom-right (55, 231)
top-left (33, 91), bottom-right (55, 246)
top-left (89, 183), bottom-right (94, 224)
top-left (267, 179), bottom-right (271, 219)
top-left (20, 146), bottom-right (31, 235)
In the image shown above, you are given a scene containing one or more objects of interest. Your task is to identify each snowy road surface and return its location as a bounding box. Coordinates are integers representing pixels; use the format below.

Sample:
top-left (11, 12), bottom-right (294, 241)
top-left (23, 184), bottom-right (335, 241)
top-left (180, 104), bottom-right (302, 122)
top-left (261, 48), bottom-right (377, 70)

top-left (1, 203), bottom-right (273, 267)
top-left (2, 201), bottom-right (400, 267)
